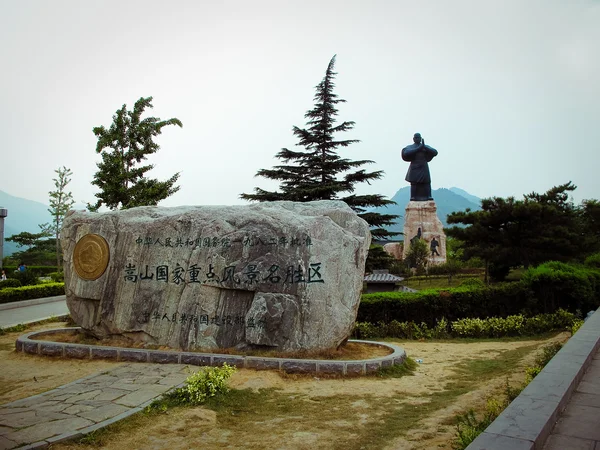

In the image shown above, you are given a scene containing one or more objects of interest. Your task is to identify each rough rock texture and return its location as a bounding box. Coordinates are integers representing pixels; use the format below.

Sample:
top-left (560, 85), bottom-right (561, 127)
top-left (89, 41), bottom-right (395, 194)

top-left (402, 200), bottom-right (446, 265)
top-left (383, 242), bottom-right (403, 260)
top-left (61, 201), bottom-right (371, 352)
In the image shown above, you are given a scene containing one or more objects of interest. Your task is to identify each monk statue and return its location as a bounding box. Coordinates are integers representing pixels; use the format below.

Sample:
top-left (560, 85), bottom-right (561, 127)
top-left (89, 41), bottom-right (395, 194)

top-left (401, 133), bottom-right (438, 201)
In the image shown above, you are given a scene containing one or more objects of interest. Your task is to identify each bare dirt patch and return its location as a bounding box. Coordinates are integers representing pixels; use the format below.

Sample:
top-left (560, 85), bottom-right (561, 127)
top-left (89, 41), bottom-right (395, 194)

top-left (31, 329), bottom-right (392, 360)
top-left (47, 332), bottom-right (569, 450)
top-left (0, 322), bottom-right (121, 404)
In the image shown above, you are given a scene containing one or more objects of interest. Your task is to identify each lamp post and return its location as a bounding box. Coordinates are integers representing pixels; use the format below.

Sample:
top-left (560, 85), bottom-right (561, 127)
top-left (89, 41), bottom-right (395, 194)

top-left (0, 207), bottom-right (7, 270)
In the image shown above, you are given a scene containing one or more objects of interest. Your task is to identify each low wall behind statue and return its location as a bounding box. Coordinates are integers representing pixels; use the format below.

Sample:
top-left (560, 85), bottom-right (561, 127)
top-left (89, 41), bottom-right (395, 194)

top-left (61, 201), bottom-right (371, 352)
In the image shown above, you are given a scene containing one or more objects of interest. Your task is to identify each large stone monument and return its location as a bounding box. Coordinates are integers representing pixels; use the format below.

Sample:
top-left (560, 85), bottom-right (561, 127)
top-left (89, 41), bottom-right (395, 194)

top-left (61, 201), bottom-right (371, 352)
top-left (401, 133), bottom-right (446, 264)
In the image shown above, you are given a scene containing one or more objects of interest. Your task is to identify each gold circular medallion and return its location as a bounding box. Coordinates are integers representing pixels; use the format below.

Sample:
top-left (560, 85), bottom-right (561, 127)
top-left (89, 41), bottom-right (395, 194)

top-left (73, 234), bottom-right (110, 280)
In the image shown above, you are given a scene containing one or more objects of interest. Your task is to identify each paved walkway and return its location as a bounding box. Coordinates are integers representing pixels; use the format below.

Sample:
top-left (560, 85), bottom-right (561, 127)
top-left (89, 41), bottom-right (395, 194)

top-left (0, 363), bottom-right (192, 450)
top-left (0, 296), bottom-right (68, 328)
top-left (543, 348), bottom-right (600, 450)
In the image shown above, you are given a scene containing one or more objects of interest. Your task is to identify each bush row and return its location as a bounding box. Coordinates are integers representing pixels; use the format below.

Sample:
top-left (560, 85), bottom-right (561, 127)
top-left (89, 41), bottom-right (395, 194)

top-left (353, 309), bottom-right (581, 340)
top-left (0, 279), bottom-right (22, 289)
top-left (3, 266), bottom-right (61, 277)
top-left (358, 262), bottom-right (600, 326)
top-left (358, 282), bottom-right (534, 326)
top-left (0, 283), bottom-right (65, 304)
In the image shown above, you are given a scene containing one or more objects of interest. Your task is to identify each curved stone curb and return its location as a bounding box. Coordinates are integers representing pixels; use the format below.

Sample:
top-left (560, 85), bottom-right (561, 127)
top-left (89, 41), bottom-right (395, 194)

top-left (16, 328), bottom-right (407, 375)
top-left (466, 307), bottom-right (600, 450)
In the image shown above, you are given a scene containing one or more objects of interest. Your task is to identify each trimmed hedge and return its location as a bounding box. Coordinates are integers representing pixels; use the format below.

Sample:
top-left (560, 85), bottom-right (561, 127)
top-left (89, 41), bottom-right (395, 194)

top-left (0, 279), bottom-right (22, 289)
top-left (353, 309), bottom-right (580, 340)
top-left (0, 283), bottom-right (65, 304)
top-left (3, 266), bottom-right (60, 277)
top-left (522, 261), bottom-right (600, 314)
top-left (357, 282), bottom-right (535, 327)
top-left (358, 262), bottom-right (600, 326)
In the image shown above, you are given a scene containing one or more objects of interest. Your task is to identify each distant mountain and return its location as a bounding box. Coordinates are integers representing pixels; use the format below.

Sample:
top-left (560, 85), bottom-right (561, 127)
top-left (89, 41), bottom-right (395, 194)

top-left (372, 187), bottom-right (481, 238)
top-left (0, 190), bottom-right (53, 257)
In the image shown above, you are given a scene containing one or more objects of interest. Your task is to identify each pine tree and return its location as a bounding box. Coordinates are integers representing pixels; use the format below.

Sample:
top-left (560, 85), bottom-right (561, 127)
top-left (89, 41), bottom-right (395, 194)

top-left (240, 56), bottom-right (397, 239)
top-left (39, 166), bottom-right (75, 269)
top-left (88, 96), bottom-right (182, 211)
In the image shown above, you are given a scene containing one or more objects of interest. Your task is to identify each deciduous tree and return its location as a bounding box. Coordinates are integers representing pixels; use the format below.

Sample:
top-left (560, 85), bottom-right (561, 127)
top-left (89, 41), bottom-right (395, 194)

top-left (39, 166), bottom-right (75, 269)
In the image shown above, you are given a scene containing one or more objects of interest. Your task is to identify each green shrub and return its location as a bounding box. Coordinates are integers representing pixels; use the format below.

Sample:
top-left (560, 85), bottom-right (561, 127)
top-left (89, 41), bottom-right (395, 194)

top-left (452, 342), bottom-right (562, 449)
top-left (0, 279), bottom-right (22, 289)
top-left (459, 278), bottom-right (485, 288)
top-left (522, 262), bottom-right (600, 313)
top-left (49, 272), bottom-right (65, 282)
top-left (584, 253), bottom-right (600, 269)
top-left (358, 282), bottom-right (534, 326)
top-left (0, 283), bottom-right (65, 304)
top-left (355, 309), bottom-right (579, 340)
top-left (166, 364), bottom-right (236, 405)
top-left (571, 319), bottom-right (584, 335)
top-left (13, 270), bottom-right (40, 287)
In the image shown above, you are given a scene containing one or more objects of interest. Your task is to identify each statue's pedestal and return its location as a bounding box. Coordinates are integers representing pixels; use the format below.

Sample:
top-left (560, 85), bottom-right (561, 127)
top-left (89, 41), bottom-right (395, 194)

top-left (403, 200), bottom-right (447, 265)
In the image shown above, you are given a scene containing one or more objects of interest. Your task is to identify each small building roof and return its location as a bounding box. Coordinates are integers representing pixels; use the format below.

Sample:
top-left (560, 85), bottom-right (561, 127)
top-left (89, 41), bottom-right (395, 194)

top-left (364, 273), bottom-right (404, 283)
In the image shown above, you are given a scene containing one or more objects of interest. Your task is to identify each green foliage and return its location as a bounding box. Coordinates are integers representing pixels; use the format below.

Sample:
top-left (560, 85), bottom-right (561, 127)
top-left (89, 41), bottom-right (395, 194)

top-left (521, 261), bottom-right (600, 313)
top-left (353, 309), bottom-right (579, 340)
top-left (458, 278), bottom-right (485, 288)
top-left (450, 310), bottom-right (577, 338)
top-left (365, 244), bottom-right (397, 272)
top-left (3, 266), bottom-right (60, 277)
top-left (404, 238), bottom-right (429, 275)
top-left (376, 357), bottom-right (418, 378)
top-left (89, 96), bottom-right (182, 211)
top-left (358, 282), bottom-right (534, 326)
top-left (13, 269), bottom-right (41, 287)
top-left (0, 283), bottom-right (65, 304)
top-left (446, 182), bottom-right (584, 281)
top-left (0, 278), bottom-right (22, 289)
top-left (240, 55), bottom-right (398, 240)
top-left (571, 319), bottom-right (584, 334)
top-left (452, 342), bottom-right (562, 449)
top-left (165, 364), bottom-right (236, 405)
top-left (453, 400), bottom-right (503, 450)
top-left (39, 166), bottom-right (75, 269)
top-left (49, 272), bottom-right (65, 282)
top-left (585, 252), bottom-right (600, 269)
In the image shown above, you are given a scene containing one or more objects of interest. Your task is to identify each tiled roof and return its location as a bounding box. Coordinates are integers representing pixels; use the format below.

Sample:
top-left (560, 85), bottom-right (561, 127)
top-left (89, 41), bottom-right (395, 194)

top-left (364, 273), bottom-right (404, 283)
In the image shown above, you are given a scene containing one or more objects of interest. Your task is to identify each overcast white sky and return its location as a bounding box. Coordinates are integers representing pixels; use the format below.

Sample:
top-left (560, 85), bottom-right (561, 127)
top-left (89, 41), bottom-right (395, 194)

top-left (1, 0), bottom-right (599, 210)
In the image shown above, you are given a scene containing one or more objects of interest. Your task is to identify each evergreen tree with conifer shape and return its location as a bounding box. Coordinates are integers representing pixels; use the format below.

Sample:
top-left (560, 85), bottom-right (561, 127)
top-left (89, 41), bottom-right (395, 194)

top-left (241, 55), bottom-right (397, 239)
top-left (88, 96), bottom-right (182, 211)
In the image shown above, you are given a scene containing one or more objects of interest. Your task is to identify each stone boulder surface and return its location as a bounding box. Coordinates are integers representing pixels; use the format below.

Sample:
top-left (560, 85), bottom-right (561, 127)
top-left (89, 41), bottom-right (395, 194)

top-left (61, 201), bottom-right (371, 351)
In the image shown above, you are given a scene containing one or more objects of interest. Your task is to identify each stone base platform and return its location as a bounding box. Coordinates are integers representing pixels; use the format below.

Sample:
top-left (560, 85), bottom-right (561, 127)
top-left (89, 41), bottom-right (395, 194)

top-left (16, 328), bottom-right (407, 376)
top-left (403, 200), bottom-right (447, 265)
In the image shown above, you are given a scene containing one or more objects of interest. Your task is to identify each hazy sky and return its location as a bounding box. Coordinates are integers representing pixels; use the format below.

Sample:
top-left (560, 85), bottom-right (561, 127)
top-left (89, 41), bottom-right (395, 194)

top-left (1, 0), bottom-right (599, 210)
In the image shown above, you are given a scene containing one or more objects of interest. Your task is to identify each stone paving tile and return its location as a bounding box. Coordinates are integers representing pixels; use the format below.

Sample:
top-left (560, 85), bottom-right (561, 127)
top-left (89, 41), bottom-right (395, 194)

top-left (92, 388), bottom-right (129, 402)
top-left (544, 434), bottom-right (596, 450)
top-left (0, 435), bottom-right (17, 450)
top-left (63, 404), bottom-right (95, 415)
top-left (553, 405), bottom-right (600, 441)
top-left (77, 403), bottom-right (131, 423)
top-left (0, 363), bottom-right (194, 449)
top-left (571, 392), bottom-right (600, 408)
top-left (3, 417), bottom-right (94, 445)
top-left (0, 411), bottom-right (41, 428)
top-left (108, 381), bottom-right (145, 391)
top-left (0, 407), bottom-right (31, 416)
top-left (114, 385), bottom-right (173, 407)
top-left (65, 389), bottom-right (103, 403)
